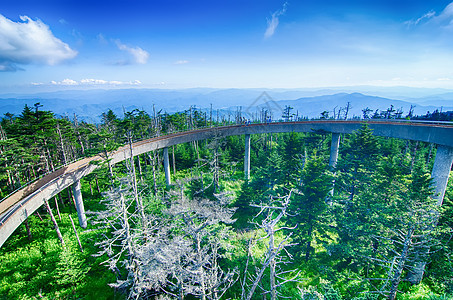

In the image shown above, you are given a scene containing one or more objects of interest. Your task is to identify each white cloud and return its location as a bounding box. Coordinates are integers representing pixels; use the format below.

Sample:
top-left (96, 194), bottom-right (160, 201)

top-left (51, 78), bottom-right (78, 85)
top-left (115, 40), bottom-right (149, 64)
top-left (437, 2), bottom-right (453, 21)
top-left (49, 78), bottom-right (142, 86)
top-left (0, 14), bottom-right (77, 72)
top-left (80, 78), bottom-right (108, 85)
top-left (264, 2), bottom-right (288, 39)
top-left (405, 11), bottom-right (435, 27)
top-left (174, 60), bottom-right (189, 65)
top-left (417, 11), bottom-right (436, 24)
top-left (62, 78), bottom-right (78, 85)
top-left (81, 78), bottom-right (141, 85)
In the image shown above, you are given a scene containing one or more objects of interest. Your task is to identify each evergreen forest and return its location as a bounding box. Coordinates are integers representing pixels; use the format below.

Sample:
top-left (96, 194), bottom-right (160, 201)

top-left (0, 104), bottom-right (452, 300)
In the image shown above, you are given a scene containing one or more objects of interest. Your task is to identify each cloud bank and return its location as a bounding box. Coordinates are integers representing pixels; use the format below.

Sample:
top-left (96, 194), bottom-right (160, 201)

top-left (115, 40), bottom-right (149, 64)
top-left (0, 14), bottom-right (77, 72)
top-left (49, 78), bottom-right (142, 86)
top-left (264, 2), bottom-right (288, 39)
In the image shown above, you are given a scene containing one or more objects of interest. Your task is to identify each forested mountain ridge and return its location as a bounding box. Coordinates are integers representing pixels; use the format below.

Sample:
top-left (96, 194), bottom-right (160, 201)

top-left (0, 105), bottom-right (452, 299)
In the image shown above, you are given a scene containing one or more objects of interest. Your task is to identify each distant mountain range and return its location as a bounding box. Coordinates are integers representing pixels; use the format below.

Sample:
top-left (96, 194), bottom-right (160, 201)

top-left (0, 88), bottom-right (452, 123)
top-left (245, 92), bottom-right (453, 120)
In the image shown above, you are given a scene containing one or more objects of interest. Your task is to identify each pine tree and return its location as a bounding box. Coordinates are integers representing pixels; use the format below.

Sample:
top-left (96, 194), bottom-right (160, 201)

top-left (233, 149), bottom-right (284, 228)
top-left (330, 124), bottom-right (382, 273)
top-left (280, 132), bottom-right (303, 185)
top-left (289, 154), bottom-right (333, 261)
top-left (335, 124), bottom-right (380, 204)
top-left (233, 180), bottom-right (259, 229)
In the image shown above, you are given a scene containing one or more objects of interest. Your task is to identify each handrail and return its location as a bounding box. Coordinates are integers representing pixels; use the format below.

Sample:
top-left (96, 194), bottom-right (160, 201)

top-left (0, 156), bottom-right (87, 204)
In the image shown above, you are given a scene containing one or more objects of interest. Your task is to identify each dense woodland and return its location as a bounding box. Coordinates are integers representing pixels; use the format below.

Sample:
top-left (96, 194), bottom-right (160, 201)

top-left (0, 104), bottom-right (452, 300)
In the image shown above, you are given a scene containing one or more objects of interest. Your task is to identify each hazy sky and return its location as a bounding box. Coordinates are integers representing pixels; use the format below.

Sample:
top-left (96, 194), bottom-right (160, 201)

top-left (2, 0), bottom-right (453, 91)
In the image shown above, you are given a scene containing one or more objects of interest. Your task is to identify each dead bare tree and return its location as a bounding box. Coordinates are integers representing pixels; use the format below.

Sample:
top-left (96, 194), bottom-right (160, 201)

top-left (93, 177), bottom-right (238, 299)
top-left (125, 130), bottom-right (147, 232)
top-left (163, 183), bottom-right (238, 299)
top-left (344, 102), bottom-right (351, 120)
top-left (244, 191), bottom-right (301, 300)
top-left (92, 179), bottom-right (145, 299)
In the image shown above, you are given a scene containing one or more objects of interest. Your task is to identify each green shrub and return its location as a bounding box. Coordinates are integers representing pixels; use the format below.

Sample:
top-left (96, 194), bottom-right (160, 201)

top-left (324, 286), bottom-right (343, 300)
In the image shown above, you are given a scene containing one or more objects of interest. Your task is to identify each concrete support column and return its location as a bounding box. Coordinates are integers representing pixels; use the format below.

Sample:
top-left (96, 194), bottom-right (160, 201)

top-left (71, 180), bottom-right (87, 228)
top-left (244, 134), bottom-right (251, 180)
top-left (163, 147), bottom-right (171, 186)
top-left (432, 145), bottom-right (453, 205)
top-left (327, 133), bottom-right (341, 200)
top-left (407, 145), bottom-right (453, 284)
top-left (329, 133), bottom-right (341, 169)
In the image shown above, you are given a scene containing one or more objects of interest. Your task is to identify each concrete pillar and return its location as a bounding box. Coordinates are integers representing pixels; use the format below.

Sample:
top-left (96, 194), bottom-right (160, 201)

top-left (329, 133), bottom-right (341, 169)
top-left (327, 133), bottom-right (341, 200)
top-left (71, 180), bottom-right (87, 228)
top-left (244, 134), bottom-right (251, 180)
top-left (407, 145), bottom-right (453, 284)
top-left (431, 145), bottom-right (453, 206)
top-left (163, 147), bottom-right (171, 185)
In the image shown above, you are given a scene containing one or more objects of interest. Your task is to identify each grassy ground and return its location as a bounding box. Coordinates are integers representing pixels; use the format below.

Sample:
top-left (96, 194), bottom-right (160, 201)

top-left (0, 180), bottom-right (121, 300)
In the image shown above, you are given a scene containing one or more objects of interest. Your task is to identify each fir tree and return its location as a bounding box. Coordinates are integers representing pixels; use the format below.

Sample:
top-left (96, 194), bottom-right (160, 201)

top-left (289, 153), bottom-right (333, 261)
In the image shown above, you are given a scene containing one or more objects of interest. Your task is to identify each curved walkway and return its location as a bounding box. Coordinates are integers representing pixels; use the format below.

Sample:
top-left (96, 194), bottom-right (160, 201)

top-left (1, 120), bottom-right (452, 248)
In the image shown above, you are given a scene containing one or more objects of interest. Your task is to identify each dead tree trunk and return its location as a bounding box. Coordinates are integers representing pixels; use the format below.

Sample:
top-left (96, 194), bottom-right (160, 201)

top-left (137, 155), bottom-right (143, 181)
top-left (127, 131), bottom-right (147, 231)
top-left (388, 228), bottom-right (414, 300)
top-left (58, 193), bottom-right (65, 208)
top-left (54, 197), bottom-right (62, 221)
top-left (269, 226), bottom-right (277, 300)
top-left (69, 214), bottom-right (83, 252)
top-left (56, 121), bottom-right (68, 165)
top-left (246, 192), bottom-right (298, 300)
top-left (344, 102), bottom-right (351, 120)
top-left (68, 188), bottom-right (76, 211)
top-left (44, 199), bottom-right (65, 247)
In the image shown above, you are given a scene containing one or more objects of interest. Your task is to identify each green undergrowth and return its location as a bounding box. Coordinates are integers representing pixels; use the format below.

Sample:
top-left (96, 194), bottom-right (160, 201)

top-left (1, 165), bottom-right (451, 299)
top-left (0, 185), bottom-right (120, 300)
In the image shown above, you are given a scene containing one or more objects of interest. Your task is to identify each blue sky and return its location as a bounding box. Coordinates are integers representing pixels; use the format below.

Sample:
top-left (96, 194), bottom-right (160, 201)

top-left (1, 0), bottom-right (453, 91)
